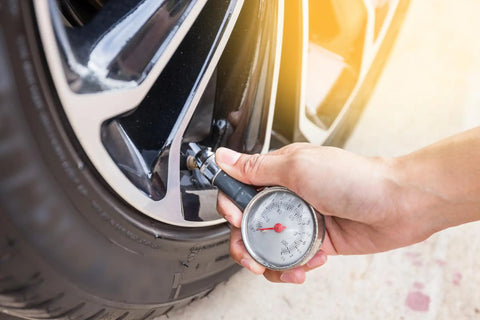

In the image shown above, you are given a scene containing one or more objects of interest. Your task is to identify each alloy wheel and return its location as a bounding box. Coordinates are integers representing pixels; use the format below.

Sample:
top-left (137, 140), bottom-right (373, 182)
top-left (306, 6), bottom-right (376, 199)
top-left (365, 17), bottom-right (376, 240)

top-left (34, 0), bottom-right (284, 227)
top-left (33, 0), bottom-right (406, 227)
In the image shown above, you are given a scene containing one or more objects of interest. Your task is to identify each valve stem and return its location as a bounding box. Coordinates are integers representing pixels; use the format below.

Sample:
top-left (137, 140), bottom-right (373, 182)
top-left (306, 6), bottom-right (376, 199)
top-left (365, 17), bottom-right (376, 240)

top-left (186, 155), bottom-right (198, 170)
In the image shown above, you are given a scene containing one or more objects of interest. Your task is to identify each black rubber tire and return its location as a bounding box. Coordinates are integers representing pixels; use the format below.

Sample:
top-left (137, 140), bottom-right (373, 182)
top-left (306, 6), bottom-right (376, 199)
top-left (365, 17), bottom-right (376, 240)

top-left (0, 2), bottom-right (239, 319)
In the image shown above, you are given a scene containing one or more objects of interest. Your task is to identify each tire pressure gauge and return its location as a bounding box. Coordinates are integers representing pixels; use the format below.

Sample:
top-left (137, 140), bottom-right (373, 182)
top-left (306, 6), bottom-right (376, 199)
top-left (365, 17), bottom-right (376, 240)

top-left (188, 144), bottom-right (325, 271)
top-left (241, 187), bottom-right (325, 270)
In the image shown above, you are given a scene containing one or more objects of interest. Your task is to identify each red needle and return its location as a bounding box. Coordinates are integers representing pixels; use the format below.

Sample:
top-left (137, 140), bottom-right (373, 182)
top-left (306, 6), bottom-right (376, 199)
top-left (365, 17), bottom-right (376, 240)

top-left (257, 223), bottom-right (286, 233)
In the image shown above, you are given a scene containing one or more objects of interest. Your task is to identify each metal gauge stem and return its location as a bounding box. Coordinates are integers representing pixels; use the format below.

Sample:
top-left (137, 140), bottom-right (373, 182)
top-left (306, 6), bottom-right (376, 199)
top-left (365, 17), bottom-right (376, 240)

top-left (188, 143), bottom-right (325, 270)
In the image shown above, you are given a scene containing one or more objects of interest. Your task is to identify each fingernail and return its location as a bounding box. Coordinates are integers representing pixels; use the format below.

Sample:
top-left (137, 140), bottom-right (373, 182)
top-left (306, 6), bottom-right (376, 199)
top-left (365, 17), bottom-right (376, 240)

top-left (216, 148), bottom-right (241, 166)
top-left (240, 258), bottom-right (262, 275)
top-left (307, 252), bottom-right (327, 268)
top-left (280, 271), bottom-right (301, 284)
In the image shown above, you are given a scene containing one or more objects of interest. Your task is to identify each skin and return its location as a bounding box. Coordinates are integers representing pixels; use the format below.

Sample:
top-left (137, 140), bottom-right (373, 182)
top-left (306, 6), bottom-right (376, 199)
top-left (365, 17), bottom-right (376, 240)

top-left (215, 127), bottom-right (480, 284)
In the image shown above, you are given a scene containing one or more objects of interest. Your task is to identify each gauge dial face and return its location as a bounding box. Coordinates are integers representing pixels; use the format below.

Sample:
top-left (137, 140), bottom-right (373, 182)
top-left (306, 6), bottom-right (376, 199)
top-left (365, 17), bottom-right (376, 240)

top-left (241, 187), bottom-right (318, 270)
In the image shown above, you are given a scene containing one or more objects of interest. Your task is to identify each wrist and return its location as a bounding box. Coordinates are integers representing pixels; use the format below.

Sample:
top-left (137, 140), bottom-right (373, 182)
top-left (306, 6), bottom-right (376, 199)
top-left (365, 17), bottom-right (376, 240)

top-left (386, 155), bottom-right (449, 242)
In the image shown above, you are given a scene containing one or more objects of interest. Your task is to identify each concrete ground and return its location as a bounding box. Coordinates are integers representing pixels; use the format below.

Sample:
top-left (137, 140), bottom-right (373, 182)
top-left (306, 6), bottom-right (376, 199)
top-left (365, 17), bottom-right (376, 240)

top-left (161, 0), bottom-right (480, 319)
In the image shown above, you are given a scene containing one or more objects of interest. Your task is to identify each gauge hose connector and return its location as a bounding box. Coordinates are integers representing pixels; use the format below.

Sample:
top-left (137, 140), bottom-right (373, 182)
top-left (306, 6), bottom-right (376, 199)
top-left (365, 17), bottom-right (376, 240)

top-left (187, 143), bottom-right (257, 210)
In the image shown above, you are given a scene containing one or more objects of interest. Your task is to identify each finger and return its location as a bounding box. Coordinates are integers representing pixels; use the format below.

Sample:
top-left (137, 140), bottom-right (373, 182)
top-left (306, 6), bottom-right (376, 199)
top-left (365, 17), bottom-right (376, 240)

top-left (303, 250), bottom-right (328, 271)
top-left (263, 250), bottom-right (327, 284)
top-left (215, 148), bottom-right (288, 186)
top-left (263, 267), bottom-right (307, 284)
top-left (216, 191), bottom-right (242, 228)
top-left (319, 216), bottom-right (340, 255)
top-left (229, 227), bottom-right (265, 275)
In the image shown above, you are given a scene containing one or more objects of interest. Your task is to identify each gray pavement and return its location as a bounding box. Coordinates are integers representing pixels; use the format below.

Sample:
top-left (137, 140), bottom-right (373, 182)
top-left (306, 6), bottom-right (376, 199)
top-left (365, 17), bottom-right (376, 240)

top-left (161, 0), bottom-right (480, 318)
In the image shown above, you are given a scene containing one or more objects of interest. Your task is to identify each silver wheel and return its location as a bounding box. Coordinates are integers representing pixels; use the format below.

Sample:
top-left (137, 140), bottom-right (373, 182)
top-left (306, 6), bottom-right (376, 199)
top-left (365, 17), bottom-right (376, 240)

top-left (34, 0), bottom-right (284, 227)
top-left (32, 0), bottom-right (408, 226)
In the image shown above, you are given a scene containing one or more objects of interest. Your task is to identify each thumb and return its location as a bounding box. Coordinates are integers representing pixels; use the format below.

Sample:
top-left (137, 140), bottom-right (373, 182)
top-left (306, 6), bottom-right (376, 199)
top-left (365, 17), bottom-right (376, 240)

top-left (215, 148), bottom-right (287, 187)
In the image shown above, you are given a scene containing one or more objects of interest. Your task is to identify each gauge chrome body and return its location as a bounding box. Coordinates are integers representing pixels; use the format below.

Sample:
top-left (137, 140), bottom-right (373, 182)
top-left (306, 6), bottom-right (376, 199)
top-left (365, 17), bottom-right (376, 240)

top-left (241, 187), bottom-right (325, 270)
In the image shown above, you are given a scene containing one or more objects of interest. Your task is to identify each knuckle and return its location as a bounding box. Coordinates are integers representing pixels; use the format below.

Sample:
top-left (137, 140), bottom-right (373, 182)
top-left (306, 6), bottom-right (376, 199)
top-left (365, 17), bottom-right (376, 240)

top-left (281, 142), bottom-right (309, 154)
top-left (240, 153), bottom-right (263, 178)
top-left (287, 152), bottom-right (304, 175)
top-left (284, 151), bottom-right (309, 190)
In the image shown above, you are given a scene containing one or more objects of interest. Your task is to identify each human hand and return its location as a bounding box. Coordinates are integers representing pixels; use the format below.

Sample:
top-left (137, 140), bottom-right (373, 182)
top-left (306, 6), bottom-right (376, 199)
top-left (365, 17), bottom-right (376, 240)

top-left (216, 143), bottom-right (434, 283)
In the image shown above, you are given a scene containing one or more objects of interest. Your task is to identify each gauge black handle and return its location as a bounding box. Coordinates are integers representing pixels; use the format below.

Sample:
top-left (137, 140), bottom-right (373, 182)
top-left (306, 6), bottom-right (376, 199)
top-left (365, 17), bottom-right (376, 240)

top-left (213, 171), bottom-right (257, 211)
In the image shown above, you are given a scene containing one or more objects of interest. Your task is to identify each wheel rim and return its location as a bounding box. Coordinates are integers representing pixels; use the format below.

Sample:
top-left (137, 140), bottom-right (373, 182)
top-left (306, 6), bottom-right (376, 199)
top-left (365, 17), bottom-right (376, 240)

top-left (33, 0), bottom-right (403, 227)
top-left (33, 0), bottom-right (284, 227)
top-left (274, 0), bottom-right (403, 145)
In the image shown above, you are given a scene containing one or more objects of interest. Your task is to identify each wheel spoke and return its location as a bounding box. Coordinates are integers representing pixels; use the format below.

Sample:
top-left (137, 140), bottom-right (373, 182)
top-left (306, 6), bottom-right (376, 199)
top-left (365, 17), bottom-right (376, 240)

top-left (85, 1), bottom-right (203, 85)
top-left (50, 0), bottom-right (207, 92)
top-left (35, 0), bottom-right (207, 122)
top-left (150, 0), bottom-right (247, 224)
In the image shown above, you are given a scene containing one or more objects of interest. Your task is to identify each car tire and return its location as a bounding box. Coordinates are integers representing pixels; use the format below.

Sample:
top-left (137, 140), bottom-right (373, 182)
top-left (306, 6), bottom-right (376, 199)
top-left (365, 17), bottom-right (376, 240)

top-left (0, 2), bottom-right (240, 319)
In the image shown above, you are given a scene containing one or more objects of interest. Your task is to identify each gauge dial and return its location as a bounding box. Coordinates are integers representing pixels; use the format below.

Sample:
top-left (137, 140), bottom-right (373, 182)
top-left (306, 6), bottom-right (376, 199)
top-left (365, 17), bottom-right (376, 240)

top-left (241, 187), bottom-right (325, 270)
